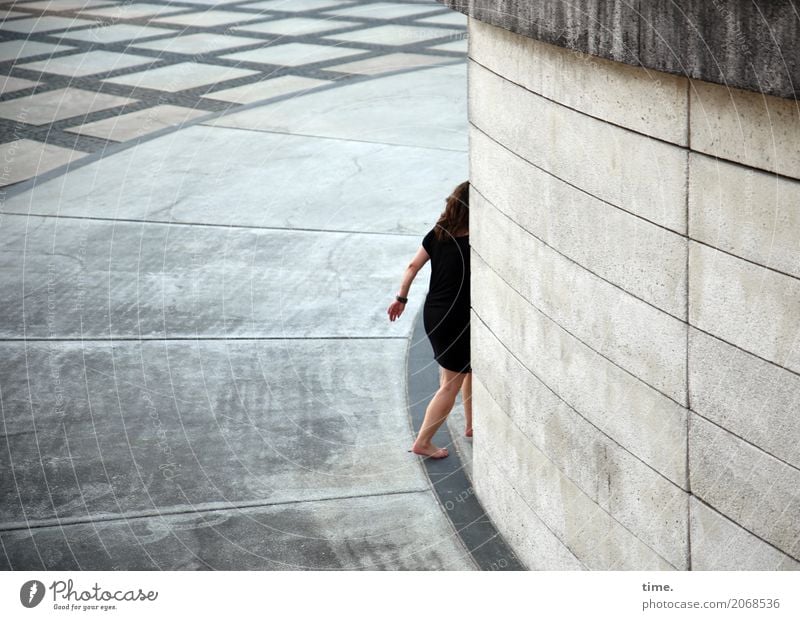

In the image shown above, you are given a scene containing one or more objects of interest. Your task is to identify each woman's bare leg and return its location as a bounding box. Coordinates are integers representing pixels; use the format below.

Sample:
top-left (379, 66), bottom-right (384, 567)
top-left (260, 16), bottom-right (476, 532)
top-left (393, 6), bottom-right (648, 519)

top-left (412, 367), bottom-right (466, 458)
top-left (462, 372), bottom-right (473, 437)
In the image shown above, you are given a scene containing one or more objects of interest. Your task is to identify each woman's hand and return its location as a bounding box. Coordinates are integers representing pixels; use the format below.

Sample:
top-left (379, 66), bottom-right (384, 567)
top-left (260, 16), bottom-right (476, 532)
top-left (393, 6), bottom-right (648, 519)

top-left (387, 300), bottom-right (406, 322)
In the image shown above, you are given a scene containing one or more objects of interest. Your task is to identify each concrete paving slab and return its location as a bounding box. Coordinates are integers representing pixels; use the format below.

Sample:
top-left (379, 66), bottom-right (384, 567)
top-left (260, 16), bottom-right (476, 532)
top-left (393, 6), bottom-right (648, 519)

top-left (431, 38), bottom-right (467, 53)
top-left (19, 0), bottom-right (117, 10)
top-left (16, 50), bottom-right (155, 78)
top-left (418, 12), bottom-right (467, 26)
top-left (150, 9), bottom-right (267, 28)
top-left (79, 3), bottom-right (187, 20)
top-left (0, 338), bottom-right (425, 525)
top-left (325, 2), bottom-right (440, 20)
top-left (325, 24), bottom-right (442, 45)
top-left (0, 214), bottom-right (425, 339)
top-left (0, 39), bottom-right (75, 63)
top-left (231, 16), bottom-right (355, 36)
top-left (242, 0), bottom-right (356, 12)
top-left (1, 491), bottom-right (474, 570)
top-left (327, 52), bottom-right (450, 76)
top-left (104, 61), bottom-right (260, 92)
top-left (1, 76), bottom-right (39, 94)
top-left (56, 24), bottom-right (192, 44)
top-left (206, 63), bottom-right (467, 150)
top-left (0, 139), bottom-right (84, 187)
top-left (130, 32), bottom-right (266, 55)
top-left (0, 86), bottom-right (136, 125)
top-left (202, 74), bottom-right (330, 103)
top-left (64, 104), bottom-right (209, 141)
top-left (220, 41), bottom-right (364, 66)
top-left (0, 15), bottom-right (96, 33)
top-left (0, 124), bottom-right (463, 235)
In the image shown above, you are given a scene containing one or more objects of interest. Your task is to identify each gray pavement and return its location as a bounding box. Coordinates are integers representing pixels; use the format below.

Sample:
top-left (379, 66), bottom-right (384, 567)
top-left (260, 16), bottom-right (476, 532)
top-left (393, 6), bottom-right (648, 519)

top-left (0, 0), bottom-right (474, 570)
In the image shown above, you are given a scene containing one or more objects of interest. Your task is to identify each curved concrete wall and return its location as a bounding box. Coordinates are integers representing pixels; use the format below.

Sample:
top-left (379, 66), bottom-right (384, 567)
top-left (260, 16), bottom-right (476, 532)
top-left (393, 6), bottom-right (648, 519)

top-left (467, 18), bottom-right (800, 570)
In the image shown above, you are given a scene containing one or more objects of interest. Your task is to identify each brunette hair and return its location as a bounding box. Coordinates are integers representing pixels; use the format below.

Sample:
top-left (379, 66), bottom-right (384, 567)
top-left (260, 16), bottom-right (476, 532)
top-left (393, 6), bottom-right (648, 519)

top-left (434, 180), bottom-right (469, 241)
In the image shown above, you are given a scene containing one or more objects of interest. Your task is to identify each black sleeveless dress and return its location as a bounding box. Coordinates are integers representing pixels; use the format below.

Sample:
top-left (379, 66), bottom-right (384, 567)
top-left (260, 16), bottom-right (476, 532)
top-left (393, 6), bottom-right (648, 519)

top-left (421, 228), bottom-right (471, 374)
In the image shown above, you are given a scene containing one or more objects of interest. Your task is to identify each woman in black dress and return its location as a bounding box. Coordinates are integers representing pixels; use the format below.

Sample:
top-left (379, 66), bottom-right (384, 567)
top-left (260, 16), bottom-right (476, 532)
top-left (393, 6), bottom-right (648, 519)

top-left (387, 181), bottom-right (471, 459)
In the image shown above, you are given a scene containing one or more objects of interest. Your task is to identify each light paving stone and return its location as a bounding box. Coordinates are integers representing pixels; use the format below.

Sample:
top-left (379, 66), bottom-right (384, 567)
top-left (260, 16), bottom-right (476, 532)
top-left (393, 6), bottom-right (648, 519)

top-left (690, 497), bottom-right (800, 570)
top-left (0, 124), bottom-right (463, 235)
top-left (325, 2), bottom-right (439, 20)
top-left (21, 0), bottom-right (116, 10)
top-left (203, 74), bottom-right (329, 103)
top-left (150, 9), bottom-right (265, 27)
top-left (16, 49), bottom-right (154, 77)
top-left (0, 39), bottom-right (75, 63)
top-left (474, 320), bottom-right (689, 565)
top-left (0, 138), bottom-right (84, 187)
top-left (690, 79), bottom-right (800, 180)
top-left (474, 453), bottom-right (585, 570)
top-left (417, 12), bottom-right (467, 27)
top-left (0, 86), bottom-right (135, 125)
top-left (231, 17), bottom-right (354, 36)
top-left (470, 127), bottom-right (687, 318)
top-left (79, 2), bottom-right (186, 20)
top-left (474, 380), bottom-right (679, 570)
top-left (130, 32), bottom-right (265, 54)
top-left (689, 241), bottom-right (800, 372)
top-left (206, 62), bottom-right (467, 151)
top-left (470, 19), bottom-right (688, 145)
top-left (0, 339), bottom-right (426, 523)
top-left (325, 24), bottom-right (443, 46)
top-left (241, 0), bottom-right (351, 11)
top-left (1, 76), bottom-right (38, 94)
top-left (689, 413), bottom-right (800, 561)
top-left (470, 60), bottom-right (688, 234)
top-left (689, 328), bottom-right (800, 472)
top-left (0, 214), bottom-right (426, 339)
top-left (0, 491), bottom-right (475, 570)
top-left (64, 104), bottom-right (208, 141)
top-left (53, 23), bottom-right (178, 44)
top-left (220, 42), bottom-right (363, 66)
top-left (471, 253), bottom-right (688, 486)
top-left (0, 15), bottom-right (96, 33)
top-left (105, 61), bottom-right (259, 92)
top-left (472, 191), bottom-right (687, 403)
top-left (430, 38), bottom-right (467, 53)
top-left (689, 152), bottom-right (800, 279)
top-left (328, 52), bottom-right (448, 76)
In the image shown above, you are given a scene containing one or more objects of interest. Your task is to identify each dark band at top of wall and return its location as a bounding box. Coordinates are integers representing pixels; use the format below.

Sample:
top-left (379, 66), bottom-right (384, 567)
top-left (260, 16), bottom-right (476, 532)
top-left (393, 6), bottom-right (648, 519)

top-left (438, 0), bottom-right (799, 100)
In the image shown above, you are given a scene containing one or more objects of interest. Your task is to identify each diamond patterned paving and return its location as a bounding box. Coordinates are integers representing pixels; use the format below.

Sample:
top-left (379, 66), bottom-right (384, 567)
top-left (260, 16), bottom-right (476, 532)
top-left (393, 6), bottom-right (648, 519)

top-left (0, 87), bottom-right (136, 125)
top-left (0, 0), bottom-right (465, 188)
top-left (15, 50), bottom-right (155, 78)
top-left (221, 42), bottom-right (364, 66)
top-left (65, 104), bottom-right (209, 141)
top-left (202, 74), bottom-right (329, 103)
top-left (0, 39), bottom-right (75, 62)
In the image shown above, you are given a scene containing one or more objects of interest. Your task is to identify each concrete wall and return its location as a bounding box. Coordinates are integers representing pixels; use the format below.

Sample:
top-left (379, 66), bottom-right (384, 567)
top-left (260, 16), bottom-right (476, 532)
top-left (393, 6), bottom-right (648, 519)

top-left (440, 0), bottom-right (800, 99)
top-left (467, 18), bottom-right (800, 570)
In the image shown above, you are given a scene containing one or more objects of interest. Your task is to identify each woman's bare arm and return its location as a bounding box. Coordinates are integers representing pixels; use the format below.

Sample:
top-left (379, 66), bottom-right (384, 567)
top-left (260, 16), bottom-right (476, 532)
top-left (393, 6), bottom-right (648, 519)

top-left (387, 246), bottom-right (430, 321)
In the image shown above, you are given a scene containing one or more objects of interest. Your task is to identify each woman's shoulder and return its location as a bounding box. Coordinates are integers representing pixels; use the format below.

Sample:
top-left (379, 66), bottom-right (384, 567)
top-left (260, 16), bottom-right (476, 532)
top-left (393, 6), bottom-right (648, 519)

top-left (422, 228), bottom-right (437, 252)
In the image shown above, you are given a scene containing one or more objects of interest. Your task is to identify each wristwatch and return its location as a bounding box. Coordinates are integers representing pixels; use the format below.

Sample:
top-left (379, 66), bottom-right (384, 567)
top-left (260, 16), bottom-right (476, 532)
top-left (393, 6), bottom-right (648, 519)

top-left (396, 295), bottom-right (408, 304)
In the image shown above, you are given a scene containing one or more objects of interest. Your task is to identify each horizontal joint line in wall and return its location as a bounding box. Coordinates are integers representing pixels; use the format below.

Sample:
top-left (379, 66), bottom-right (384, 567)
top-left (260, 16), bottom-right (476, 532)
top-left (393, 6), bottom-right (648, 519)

top-left (468, 122), bottom-right (686, 238)
top-left (470, 310), bottom-right (689, 492)
top-left (470, 184), bottom-right (687, 323)
top-left (470, 244), bottom-right (688, 409)
top-left (472, 367), bottom-right (685, 569)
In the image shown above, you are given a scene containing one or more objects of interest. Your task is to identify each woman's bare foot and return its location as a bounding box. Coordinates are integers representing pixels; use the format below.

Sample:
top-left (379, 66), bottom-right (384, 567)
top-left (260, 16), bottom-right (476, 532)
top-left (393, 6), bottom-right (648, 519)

top-left (411, 442), bottom-right (449, 459)
top-left (465, 427), bottom-right (473, 438)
